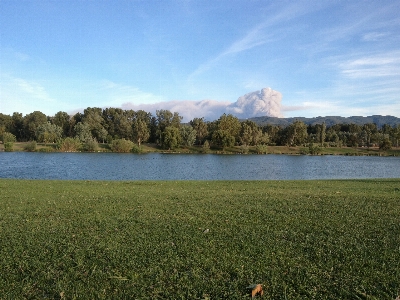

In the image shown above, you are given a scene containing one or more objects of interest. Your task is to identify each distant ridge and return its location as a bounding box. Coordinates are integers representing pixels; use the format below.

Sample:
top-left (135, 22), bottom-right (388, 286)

top-left (248, 115), bottom-right (400, 128)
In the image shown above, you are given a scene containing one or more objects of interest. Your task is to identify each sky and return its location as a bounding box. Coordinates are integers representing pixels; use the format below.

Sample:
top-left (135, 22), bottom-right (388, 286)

top-left (1, 0), bottom-right (400, 121)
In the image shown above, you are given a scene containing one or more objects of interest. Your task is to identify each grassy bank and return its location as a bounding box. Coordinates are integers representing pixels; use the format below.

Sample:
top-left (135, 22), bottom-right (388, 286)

top-left (2, 141), bottom-right (400, 156)
top-left (1, 179), bottom-right (399, 299)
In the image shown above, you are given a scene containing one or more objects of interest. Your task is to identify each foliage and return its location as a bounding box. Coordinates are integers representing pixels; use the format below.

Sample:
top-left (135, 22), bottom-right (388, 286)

top-left (4, 142), bottom-right (14, 152)
top-left (131, 144), bottom-right (143, 153)
top-left (202, 140), bottom-right (210, 153)
top-left (190, 117), bottom-right (208, 145)
top-left (57, 137), bottom-right (81, 152)
top-left (36, 122), bottom-right (63, 143)
top-left (379, 137), bottom-right (392, 150)
top-left (2, 132), bottom-right (16, 143)
top-left (82, 137), bottom-right (98, 152)
top-left (255, 144), bottom-right (268, 154)
top-left (0, 179), bottom-right (399, 299)
top-left (212, 129), bottom-right (235, 149)
top-left (161, 126), bottom-right (181, 150)
top-left (23, 141), bottom-right (37, 152)
top-left (308, 143), bottom-right (322, 155)
top-left (74, 122), bottom-right (93, 143)
top-left (180, 125), bottom-right (197, 148)
top-left (132, 119), bottom-right (150, 146)
top-left (23, 111), bottom-right (47, 141)
top-left (110, 138), bottom-right (134, 153)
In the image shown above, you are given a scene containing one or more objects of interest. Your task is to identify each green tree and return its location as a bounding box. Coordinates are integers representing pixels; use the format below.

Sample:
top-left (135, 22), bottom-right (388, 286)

top-left (74, 122), bottom-right (93, 143)
top-left (10, 112), bottom-right (24, 140)
top-left (52, 111), bottom-right (71, 137)
top-left (379, 137), bottom-right (392, 150)
top-left (211, 114), bottom-right (240, 148)
top-left (240, 120), bottom-right (262, 146)
top-left (284, 120), bottom-right (308, 146)
top-left (36, 122), bottom-right (63, 143)
top-left (132, 119), bottom-right (150, 146)
top-left (212, 129), bottom-right (235, 149)
top-left (190, 117), bottom-right (208, 145)
top-left (2, 132), bottom-right (17, 143)
top-left (161, 126), bottom-right (181, 150)
top-left (23, 111), bottom-right (47, 141)
top-left (82, 107), bottom-right (107, 141)
top-left (180, 125), bottom-right (197, 148)
top-left (156, 110), bottom-right (182, 145)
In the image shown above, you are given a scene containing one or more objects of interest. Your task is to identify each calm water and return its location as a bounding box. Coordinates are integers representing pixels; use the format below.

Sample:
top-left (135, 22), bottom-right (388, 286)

top-left (0, 152), bottom-right (399, 180)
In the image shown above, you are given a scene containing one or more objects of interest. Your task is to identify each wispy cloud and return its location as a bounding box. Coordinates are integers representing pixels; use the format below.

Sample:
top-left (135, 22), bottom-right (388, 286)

top-left (188, 1), bottom-right (327, 80)
top-left (0, 74), bottom-right (58, 115)
top-left (339, 51), bottom-right (400, 79)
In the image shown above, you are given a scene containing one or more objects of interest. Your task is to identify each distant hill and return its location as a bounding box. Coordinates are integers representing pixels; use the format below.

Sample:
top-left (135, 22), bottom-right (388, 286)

top-left (248, 115), bottom-right (400, 128)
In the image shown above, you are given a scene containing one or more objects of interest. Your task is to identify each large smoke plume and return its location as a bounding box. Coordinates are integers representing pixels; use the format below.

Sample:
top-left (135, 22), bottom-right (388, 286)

top-left (121, 87), bottom-right (282, 121)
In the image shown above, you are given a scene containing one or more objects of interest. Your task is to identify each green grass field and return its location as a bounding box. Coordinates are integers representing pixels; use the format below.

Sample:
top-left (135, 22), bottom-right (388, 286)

top-left (0, 179), bottom-right (399, 299)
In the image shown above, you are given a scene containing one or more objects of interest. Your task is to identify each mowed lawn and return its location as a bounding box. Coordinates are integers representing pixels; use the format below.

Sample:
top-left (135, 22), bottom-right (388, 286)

top-left (0, 179), bottom-right (399, 299)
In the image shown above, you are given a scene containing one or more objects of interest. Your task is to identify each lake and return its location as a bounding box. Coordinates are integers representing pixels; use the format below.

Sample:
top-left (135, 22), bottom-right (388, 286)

top-left (0, 152), bottom-right (399, 180)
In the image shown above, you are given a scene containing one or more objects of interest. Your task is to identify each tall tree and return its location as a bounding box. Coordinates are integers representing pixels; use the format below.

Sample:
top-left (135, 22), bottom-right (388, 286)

top-left (23, 111), bottom-right (48, 141)
top-left (180, 125), bottom-right (197, 148)
top-left (156, 110), bottom-right (182, 145)
top-left (190, 117), bottom-right (208, 145)
top-left (161, 126), bottom-right (181, 150)
top-left (52, 111), bottom-right (71, 137)
top-left (284, 120), bottom-right (308, 146)
top-left (36, 122), bottom-right (63, 143)
top-left (211, 114), bottom-right (241, 148)
top-left (132, 119), bottom-right (150, 146)
top-left (82, 107), bottom-right (107, 141)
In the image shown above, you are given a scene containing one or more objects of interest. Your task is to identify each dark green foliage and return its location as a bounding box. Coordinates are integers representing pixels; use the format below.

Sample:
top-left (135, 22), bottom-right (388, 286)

top-left (0, 180), bottom-right (399, 299)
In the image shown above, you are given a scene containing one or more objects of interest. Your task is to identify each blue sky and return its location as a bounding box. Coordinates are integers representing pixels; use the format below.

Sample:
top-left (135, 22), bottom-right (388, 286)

top-left (1, 0), bottom-right (399, 120)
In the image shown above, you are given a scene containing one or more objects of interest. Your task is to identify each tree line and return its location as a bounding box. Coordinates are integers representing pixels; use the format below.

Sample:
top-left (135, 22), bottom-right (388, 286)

top-left (1, 108), bottom-right (399, 152)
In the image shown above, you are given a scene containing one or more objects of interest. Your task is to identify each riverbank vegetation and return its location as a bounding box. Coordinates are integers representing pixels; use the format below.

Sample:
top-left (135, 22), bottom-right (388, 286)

top-left (1, 108), bottom-right (400, 154)
top-left (1, 179), bottom-right (399, 299)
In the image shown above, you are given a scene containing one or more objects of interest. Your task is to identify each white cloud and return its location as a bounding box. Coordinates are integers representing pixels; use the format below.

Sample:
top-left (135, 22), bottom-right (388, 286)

top-left (121, 87), bottom-right (283, 122)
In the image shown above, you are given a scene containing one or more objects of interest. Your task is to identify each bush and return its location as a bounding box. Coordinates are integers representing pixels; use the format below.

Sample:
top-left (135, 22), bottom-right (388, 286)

top-left (24, 141), bottom-right (37, 152)
top-left (308, 143), bottom-right (321, 155)
top-left (131, 144), bottom-right (143, 153)
top-left (83, 137), bottom-right (98, 152)
top-left (4, 142), bottom-right (14, 152)
top-left (255, 144), bottom-right (268, 154)
top-left (58, 137), bottom-right (81, 152)
top-left (2, 132), bottom-right (16, 143)
top-left (202, 140), bottom-right (210, 153)
top-left (110, 139), bottom-right (134, 153)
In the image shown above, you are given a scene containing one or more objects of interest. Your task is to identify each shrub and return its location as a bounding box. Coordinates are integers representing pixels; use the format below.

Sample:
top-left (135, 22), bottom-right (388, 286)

top-left (202, 140), bottom-right (210, 153)
top-left (255, 144), bottom-right (268, 154)
top-left (4, 142), bottom-right (14, 152)
top-left (24, 141), bottom-right (37, 152)
top-left (308, 143), bottom-right (321, 155)
top-left (131, 144), bottom-right (143, 153)
top-left (58, 137), bottom-right (81, 152)
top-left (83, 137), bottom-right (98, 152)
top-left (110, 139), bottom-right (134, 153)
